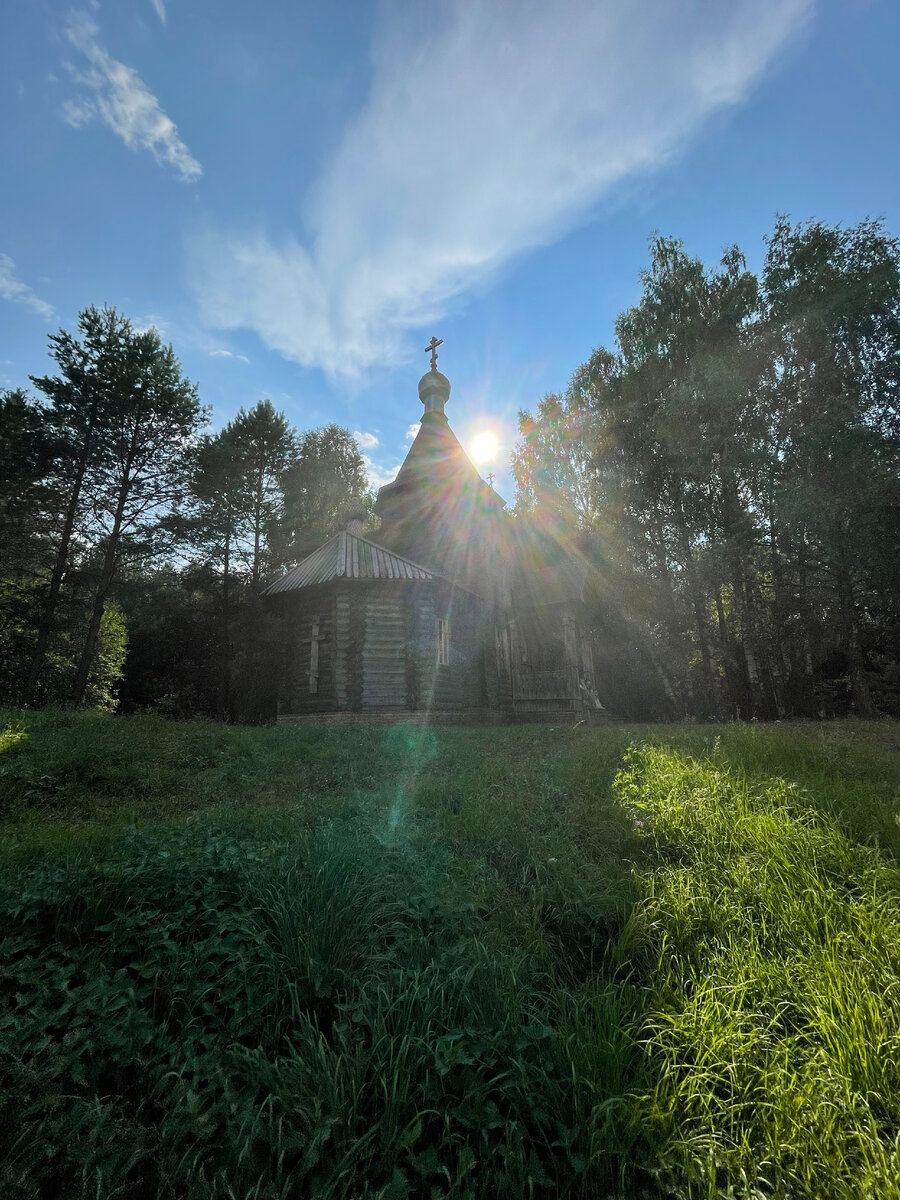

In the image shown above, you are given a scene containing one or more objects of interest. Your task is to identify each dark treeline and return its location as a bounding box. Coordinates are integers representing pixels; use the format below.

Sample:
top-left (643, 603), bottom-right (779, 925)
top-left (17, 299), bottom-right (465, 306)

top-left (0, 306), bottom-right (370, 721)
top-left (3, 215), bottom-right (898, 723)
top-left (513, 216), bottom-right (900, 720)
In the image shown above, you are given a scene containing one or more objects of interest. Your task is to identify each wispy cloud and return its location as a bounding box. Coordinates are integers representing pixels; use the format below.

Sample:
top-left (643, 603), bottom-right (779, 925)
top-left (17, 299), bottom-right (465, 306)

top-left (0, 254), bottom-right (55, 320)
top-left (353, 429), bottom-right (393, 485)
top-left (191, 0), bottom-right (811, 377)
top-left (149, 0), bottom-right (166, 24)
top-left (404, 423), bottom-right (421, 441)
top-left (132, 313), bottom-right (169, 336)
top-left (63, 11), bottom-right (201, 181)
top-left (210, 348), bottom-right (250, 364)
top-left (361, 456), bottom-right (401, 490)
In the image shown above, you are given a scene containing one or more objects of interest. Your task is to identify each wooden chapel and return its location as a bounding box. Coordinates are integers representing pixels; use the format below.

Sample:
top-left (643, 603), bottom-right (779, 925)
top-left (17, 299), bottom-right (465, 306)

top-left (264, 343), bottom-right (602, 723)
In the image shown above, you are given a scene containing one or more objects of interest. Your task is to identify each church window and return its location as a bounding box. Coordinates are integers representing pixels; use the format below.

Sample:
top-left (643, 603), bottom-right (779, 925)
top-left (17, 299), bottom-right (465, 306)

top-left (436, 617), bottom-right (450, 666)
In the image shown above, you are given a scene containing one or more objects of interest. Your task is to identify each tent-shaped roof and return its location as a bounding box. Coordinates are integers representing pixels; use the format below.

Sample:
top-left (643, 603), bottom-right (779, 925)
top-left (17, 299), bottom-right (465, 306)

top-left (264, 530), bottom-right (435, 596)
top-left (374, 412), bottom-right (504, 515)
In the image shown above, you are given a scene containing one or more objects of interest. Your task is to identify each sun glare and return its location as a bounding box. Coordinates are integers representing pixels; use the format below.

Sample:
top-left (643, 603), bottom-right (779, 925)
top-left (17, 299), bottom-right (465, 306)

top-left (470, 430), bottom-right (500, 463)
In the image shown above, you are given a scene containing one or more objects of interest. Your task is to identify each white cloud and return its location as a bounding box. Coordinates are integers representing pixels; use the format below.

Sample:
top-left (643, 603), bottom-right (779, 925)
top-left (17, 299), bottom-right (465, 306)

top-left (361, 456), bottom-right (401, 491)
top-left (191, 0), bottom-right (811, 378)
top-left (63, 12), bottom-right (201, 182)
top-left (210, 348), bottom-right (250, 364)
top-left (404, 423), bottom-right (421, 441)
top-left (149, 0), bottom-right (166, 24)
top-left (132, 313), bottom-right (169, 336)
top-left (0, 254), bottom-right (55, 320)
top-left (353, 430), bottom-right (379, 449)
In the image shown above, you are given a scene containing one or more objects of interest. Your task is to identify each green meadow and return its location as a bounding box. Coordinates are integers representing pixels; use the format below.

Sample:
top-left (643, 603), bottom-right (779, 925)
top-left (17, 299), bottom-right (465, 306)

top-left (1, 712), bottom-right (899, 1199)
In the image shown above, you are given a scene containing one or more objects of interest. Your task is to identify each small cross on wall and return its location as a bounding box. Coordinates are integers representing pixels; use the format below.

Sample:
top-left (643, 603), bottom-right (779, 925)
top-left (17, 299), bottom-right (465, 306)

top-left (424, 336), bottom-right (443, 371)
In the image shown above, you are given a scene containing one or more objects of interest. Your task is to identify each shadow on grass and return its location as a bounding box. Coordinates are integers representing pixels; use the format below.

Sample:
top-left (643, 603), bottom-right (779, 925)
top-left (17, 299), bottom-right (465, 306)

top-left (2, 714), bottom-right (899, 1198)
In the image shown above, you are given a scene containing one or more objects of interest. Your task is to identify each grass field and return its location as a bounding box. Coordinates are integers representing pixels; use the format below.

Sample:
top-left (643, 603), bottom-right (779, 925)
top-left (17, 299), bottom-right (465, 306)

top-left (1, 710), bottom-right (899, 1199)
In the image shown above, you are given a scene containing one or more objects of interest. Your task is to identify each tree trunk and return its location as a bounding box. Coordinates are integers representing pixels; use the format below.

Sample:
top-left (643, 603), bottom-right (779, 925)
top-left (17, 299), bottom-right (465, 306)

top-left (766, 479), bottom-right (788, 717)
top-left (836, 565), bottom-right (875, 716)
top-left (674, 516), bottom-right (720, 718)
top-left (20, 433), bottom-right (94, 704)
top-left (252, 465), bottom-right (264, 592)
top-left (651, 510), bottom-right (692, 701)
top-left (646, 644), bottom-right (682, 719)
top-left (731, 563), bottom-right (764, 717)
top-left (795, 531), bottom-right (820, 715)
top-left (714, 586), bottom-right (741, 719)
top-left (70, 474), bottom-right (130, 706)
top-left (217, 525), bottom-right (232, 721)
top-left (721, 471), bottom-right (773, 718)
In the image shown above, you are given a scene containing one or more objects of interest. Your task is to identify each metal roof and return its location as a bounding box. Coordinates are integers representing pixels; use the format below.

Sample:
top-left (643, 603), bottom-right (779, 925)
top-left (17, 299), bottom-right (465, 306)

top-left (263, 530), bottom-right (435, 595)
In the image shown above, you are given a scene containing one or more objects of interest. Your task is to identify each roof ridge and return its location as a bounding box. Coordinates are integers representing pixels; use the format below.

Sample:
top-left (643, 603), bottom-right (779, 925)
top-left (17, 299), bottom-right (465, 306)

top-left (346, 530), bottom-right (486, 595)
top-left (346, 529), bottom-right (436, 577)
top-left (264, 526), bottom-right (486, 597)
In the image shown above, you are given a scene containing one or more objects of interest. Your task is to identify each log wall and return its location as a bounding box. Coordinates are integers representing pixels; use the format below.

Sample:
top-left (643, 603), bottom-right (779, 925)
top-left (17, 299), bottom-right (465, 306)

top-left (420, 584), bottom-right (486, 710)
top-left (276, 587), bottom-right (338, 713)
top-left (275, 580), bottom-right (508, 720)
top-left (362, 586), bottom-right (408, 708)
top-left (338, 580), bottom-right (489, 714)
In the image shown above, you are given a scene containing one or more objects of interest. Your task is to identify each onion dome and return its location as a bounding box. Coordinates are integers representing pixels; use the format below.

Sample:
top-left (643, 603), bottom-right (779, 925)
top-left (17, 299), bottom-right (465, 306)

top-left (418, 366), bottom-right (451, 418)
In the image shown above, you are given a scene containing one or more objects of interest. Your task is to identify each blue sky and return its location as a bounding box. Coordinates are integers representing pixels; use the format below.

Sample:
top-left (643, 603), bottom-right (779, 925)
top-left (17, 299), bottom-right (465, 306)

top-left (2, 0), bottom-right (899, 499)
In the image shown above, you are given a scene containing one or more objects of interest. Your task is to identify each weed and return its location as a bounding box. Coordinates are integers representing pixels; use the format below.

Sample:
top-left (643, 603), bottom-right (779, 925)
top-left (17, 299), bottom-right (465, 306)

top-left (1, 710), bottom-right (899, 1197)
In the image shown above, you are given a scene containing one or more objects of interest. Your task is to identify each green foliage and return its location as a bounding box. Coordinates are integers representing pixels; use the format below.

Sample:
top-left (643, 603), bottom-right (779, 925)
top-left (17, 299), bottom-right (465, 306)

top-left (0, 770), bottom-right (631, 1196)
top-left (278, 423), bottom-right (373, 566)
top-left (7, 305), bottom-right (205, 710)
top-left (0, 721), bottom-right (27, 756)
top-left (2, 713), bottom-right (900, 1197)
top-left (113, 565), bottom-right (221, 716)
top-left (514, 216), bottom-right (900, 721)
top-left (616, 744), bottom-right (900, 1198)
top-left (84, 603), bottom-right (128, 711)
top-left (226, 399), bottom-right (298, 587)
top-left (0, 388), bottom-right (56, 575)
top-left (0, 301), bottom-right (378, 722)
top-left (0, 582), bottom-right (128, 712)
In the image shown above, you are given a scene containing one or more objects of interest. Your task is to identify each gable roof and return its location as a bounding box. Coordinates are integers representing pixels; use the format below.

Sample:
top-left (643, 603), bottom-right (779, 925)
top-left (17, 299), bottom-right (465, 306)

top-left (263, 529), bottom-right (435, 596)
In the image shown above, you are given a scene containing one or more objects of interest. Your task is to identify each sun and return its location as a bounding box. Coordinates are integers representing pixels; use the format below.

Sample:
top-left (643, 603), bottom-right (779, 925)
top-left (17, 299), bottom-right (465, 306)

top-left (470, 430), bottom-right (500, 464)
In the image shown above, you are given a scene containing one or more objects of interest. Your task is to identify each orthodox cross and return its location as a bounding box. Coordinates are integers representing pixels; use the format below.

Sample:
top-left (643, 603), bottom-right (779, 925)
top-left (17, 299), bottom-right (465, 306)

top-left (424, 336), bottom-right (443, 370)
top-left (486, 472), bottom-right (495, 488)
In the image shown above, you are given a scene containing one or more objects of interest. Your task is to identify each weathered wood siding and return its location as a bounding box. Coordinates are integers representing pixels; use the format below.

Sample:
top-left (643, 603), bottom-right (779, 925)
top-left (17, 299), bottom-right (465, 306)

top-left (508, 601), bottom-right (597, 718)
top-left (334, 586), bottom-right (352, 709)
top-left (277, 580), bottom-right (495, 718)
top-left (362, 585), bottom-right (408, 708)
top-left (277, 587), bottom-right (338, 714)
top-left (404, 586), bottom-right (432, 707)
top-left (488, 619), bottom-right (514, 711)
top-left (418, 584), bottom-right (485, 711)
top-left (327, 580), bottom-right (489, 714)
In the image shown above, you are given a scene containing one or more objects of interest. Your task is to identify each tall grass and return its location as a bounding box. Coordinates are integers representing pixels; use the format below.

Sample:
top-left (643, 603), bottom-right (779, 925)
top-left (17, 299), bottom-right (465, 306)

top-left (1, 710), bottom-right (899, 1197)
top-left (617, 744), bottom-right (900, 1198)
top-left (0, 813), bottom-right (640, 1197)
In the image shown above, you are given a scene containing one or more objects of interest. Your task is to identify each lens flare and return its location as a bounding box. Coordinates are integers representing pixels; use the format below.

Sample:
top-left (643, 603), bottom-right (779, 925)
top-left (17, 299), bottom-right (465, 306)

top-left (470, 430), bottom-right (499, 463)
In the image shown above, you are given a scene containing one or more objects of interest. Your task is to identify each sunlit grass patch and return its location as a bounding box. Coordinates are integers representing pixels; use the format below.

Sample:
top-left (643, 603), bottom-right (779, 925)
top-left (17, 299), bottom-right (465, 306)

top-left (1, 711), bottom-right (899, 1197)
top-left (0, 720), bottom-right (27, 756)
top-left (616, 744), bottom-right (900, 1199)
